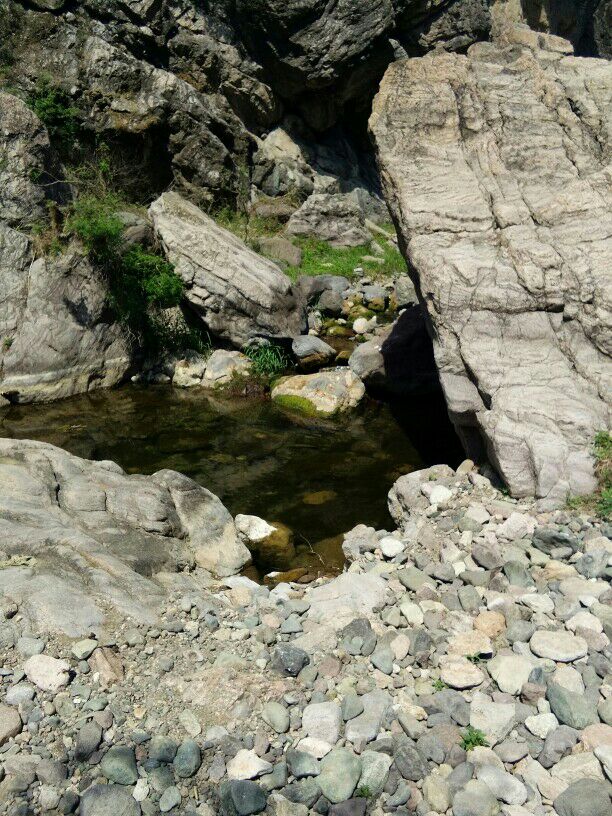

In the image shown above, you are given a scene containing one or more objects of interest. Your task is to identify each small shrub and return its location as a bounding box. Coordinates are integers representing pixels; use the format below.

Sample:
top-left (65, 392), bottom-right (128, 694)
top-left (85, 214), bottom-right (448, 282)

top-left (121, 248), bottom-right (183, 309)
top-left (566, 430), bottom-right (612, 520)
top-left (28, 78), bottom-right (79, 143)
top-left (67, 194), bottom-right (124, 261)
top-left (355, 785), bottom-right (373, 799)
top-left (432, 678), bottom-right (447, 692)
top-left (461, 726), bottom-right (489, 751)
top-left (244, 344), bottom-right (291, 378)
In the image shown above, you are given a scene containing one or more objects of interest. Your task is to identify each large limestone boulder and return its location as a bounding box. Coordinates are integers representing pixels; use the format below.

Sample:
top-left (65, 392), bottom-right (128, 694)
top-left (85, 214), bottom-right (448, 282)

top-left (149, 192), bottom-right (305, 347)
top-left (370, 30), bottom-right (611, 506)
top-left (0, 226), bottom-right (134, 404)
top-left (0, 438), bottom-right (251, 635)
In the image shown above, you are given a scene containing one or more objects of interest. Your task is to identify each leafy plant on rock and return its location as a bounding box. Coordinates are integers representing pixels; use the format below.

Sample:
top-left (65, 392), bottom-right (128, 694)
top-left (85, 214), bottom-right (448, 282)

top-left (461, 726), bottom-right (489, 751)
top-left (27, 77), bottom-right (79, 144)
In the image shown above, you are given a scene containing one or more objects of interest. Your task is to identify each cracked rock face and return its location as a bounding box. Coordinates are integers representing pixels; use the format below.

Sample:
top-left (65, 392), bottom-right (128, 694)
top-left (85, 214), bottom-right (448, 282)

top-left (149, 192), bottom-right (306, 347)
top-left (371, 29), bottom-right (611, 506)
top-left (0, 438), bottom-right (251, 635)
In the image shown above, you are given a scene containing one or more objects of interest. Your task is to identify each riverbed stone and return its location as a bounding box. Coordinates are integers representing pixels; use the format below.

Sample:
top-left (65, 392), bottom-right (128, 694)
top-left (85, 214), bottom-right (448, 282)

top-left (0, 703), bottom-right (22, 745)
top-left (262, 702), bottom-right (290, 734)
top-left (547, 683), bottom-right (599, 729)
top-left (220, 780), bottom-right (267, 816)
top-left (272, 369), bottom-right (365, 416)
top-left (302, 701), bottom-right (342, 745)
top-left (79, 784), bottom-right (141, 816)
top-left (228, 750), bottom-right (273, 781)
top-left (488, 654), bottom-right (533, 695)
top-left (452, 779), bottom-right (500, 816)
top-left (23, 654), bottom-right (70, 692)
top-left (530, 630), bottom-right (588, 662)
top-left (554, 778), bottom-right (612, 816)
top-left (318, 748), bottom-right (362, 804)
top-left (100, 746), bottom-right (138, 785)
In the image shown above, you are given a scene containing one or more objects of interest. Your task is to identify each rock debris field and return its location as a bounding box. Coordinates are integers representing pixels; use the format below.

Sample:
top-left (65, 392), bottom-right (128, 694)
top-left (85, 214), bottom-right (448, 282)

top-left (0, 452), bottom-right (611, 816)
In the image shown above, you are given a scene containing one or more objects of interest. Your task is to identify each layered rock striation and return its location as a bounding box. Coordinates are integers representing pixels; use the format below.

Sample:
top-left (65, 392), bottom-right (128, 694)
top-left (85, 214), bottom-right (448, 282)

top-left (371, 29), bottom-right (612, 505)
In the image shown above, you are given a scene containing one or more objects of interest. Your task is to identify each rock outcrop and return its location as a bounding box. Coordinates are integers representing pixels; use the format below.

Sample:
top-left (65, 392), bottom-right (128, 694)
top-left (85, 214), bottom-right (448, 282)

top-left (0, 437), bottom-right (251, 635)
top-left (0, 226), bottom-right (134, 404)
top-left (371, 29), bottom-right (611, 505)
top-left (0, 91), bottom-right (66, 229)
top-left (149, 192), bottom-right (306, 347)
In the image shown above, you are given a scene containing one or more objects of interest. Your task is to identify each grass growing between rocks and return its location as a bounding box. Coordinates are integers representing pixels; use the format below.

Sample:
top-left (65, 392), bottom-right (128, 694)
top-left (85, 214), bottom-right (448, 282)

top-left (244, 344), bottom-right (292, 379)
top-left (67, 194), bottom-right (206, 356)
top-left (567, 431), bottom-right (612, 519)
top-left (460, 726), bottom-right (489, 751)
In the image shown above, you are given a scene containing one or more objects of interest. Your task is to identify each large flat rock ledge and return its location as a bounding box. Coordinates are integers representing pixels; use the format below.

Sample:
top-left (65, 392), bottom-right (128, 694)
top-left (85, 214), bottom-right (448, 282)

top-left (370, 28), bottom-right (611, 507)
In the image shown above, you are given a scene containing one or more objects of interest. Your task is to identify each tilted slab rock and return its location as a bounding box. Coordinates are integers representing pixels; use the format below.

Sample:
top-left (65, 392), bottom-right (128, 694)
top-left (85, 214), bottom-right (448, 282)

top-left (0, 438), bottom-right (250, 635)
top-left (149, 192), bottom-right (305, 347)
top-left (370, 31), bottom-right (611, 506)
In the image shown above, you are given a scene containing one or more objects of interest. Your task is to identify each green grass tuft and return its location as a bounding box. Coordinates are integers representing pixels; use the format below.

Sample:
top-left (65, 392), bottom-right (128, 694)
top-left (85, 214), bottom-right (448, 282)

top-left (244, 344), bottom-right (292, 378)
top-left (461, 726), bottom-right (489, 751)
top-left (566, 430), bottom-right (611, 519)
top-left (27, 77), bottom-right (79, 143)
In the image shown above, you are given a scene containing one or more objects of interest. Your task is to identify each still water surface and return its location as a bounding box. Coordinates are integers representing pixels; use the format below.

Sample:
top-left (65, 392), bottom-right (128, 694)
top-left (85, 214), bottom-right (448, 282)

top-left (0, 386), bottom-right (460, 576)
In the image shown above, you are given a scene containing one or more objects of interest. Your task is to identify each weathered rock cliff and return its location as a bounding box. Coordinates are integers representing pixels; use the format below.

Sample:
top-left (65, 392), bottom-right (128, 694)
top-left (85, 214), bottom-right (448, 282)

top-left (371, 28), bottom-right (611, 505)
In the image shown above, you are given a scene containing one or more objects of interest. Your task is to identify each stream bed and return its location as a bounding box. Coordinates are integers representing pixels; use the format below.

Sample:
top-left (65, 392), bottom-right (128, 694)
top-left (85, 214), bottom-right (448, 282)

top-left (0, 385), bottom-right (462, 577)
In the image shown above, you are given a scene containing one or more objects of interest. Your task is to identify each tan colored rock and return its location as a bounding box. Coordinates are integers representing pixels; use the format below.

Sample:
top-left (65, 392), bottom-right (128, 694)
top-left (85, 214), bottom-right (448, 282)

top-left (272, 368), bottom-right (365, 416)
top-left (371, 35), bottom-right (612, 506)
top-left (447, 630), bottom-right (493, 659)
top-left (88, 647), bottom-right (124, 687)
top-left (0, 703), bottom-right (22, 745)
top-left (474, 611), bottom-right (506, 638)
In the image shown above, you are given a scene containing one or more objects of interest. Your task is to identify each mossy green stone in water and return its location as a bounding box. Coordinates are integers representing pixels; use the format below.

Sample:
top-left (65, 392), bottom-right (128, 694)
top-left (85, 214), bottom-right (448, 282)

top-left (272, 393), bottom-right (323, 416)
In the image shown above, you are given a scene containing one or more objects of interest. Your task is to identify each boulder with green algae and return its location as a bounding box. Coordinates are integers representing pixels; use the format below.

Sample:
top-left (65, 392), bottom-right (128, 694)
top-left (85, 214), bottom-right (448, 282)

top-left (271, 369), bottom-right (365, 416)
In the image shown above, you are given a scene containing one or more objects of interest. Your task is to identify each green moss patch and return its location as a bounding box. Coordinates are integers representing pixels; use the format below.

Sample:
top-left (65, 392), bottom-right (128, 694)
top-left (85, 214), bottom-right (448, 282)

top-left (272, 394), bottom-right (325, 417)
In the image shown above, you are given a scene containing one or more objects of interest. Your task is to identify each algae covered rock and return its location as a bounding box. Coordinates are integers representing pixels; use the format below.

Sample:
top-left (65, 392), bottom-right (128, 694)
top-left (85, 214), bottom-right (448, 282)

top-left (271, 368), bottom-right (365, 416)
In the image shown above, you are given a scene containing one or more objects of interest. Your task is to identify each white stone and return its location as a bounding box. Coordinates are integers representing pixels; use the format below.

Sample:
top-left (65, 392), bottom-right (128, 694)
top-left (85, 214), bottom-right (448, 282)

top-left (551, 665), bottom-right (584, 694)
top-left (302, 702), bottom-right (342, 745)
top-left (399, 601), bottom-right (424, 626)
top-left (488, 654), bottom-right (533, 696)
top-left (496, 513), bottom-right (537, 541)
top-left (23, 655), bottom-right (70, 693)
top-left (226, 749), bottom-right (273, 780)
top-left (133, 779), bottom-right (150, 802)
top-left (439, 656), bottom-right (484, 690)
top-left (550, 752), bottom-right (604, 785)
top-left (422, 483), bottom-right (453, 506)
top-left (594, 745), bottom-right (612, 781)
top-left (525, 713), bottom-right (559, 739)
top-left (296, 737), bottom-right (333, 758)
top-left (530, 630), bottom-right (588, 662)
top-left (566, 610), bottom-right (603, 633)
top-left (379, 536), bottom-right (404, 559)
top-left (521, 593), bottom-right (554, 614)
top-left (235, 514), bottom-right (277, 544)
top-left (470, 699), bottom-right (516, 746)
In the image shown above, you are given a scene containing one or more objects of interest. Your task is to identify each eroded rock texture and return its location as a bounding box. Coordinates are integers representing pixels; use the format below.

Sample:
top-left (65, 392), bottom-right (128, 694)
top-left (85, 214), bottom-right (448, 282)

top-left (149, 192), bottom-right (306, 347)
top-left (371, 30), bottom-right (611, 505)
top-left (0, 437), bottom-right (250, 635)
